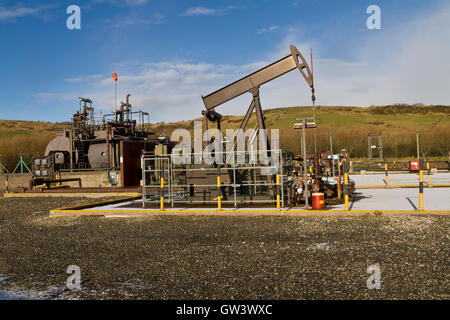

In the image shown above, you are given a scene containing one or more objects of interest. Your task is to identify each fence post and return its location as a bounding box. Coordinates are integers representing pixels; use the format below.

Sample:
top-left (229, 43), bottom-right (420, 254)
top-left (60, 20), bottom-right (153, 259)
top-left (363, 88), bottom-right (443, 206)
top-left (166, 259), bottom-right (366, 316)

top-left (426, 157), bottom-right (431, 187)
top-left (5, 174), bottom-right (9, 194)
top-left (344, 161), bottom-right (349, 211)
top-left (419, 159), bottom-right (424, 211)
top-left (384, 158), bottom-right (389, 187)
top-left (276, 174), bottom-right (281, 210)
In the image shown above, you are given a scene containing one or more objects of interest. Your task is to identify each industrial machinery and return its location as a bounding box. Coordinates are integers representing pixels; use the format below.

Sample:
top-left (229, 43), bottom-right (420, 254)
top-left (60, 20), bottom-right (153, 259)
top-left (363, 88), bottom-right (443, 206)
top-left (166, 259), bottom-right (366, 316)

top-left (142, 44), bottom-right (351, 208)
top-left (201, 44), bottom-right (354, 207)
top-left (289, 147), bottom-right (355, 206)
top-left (32, 94), bottom-right (172, 188)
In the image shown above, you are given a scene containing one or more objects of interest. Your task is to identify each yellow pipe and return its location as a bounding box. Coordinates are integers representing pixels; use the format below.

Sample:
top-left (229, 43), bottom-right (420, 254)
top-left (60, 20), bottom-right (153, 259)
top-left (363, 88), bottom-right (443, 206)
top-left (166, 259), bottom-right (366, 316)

top-left (276, 174), bottom-right (280, 210)
top-left (5, 192), bottom-right (141, 198)
top-left (160, 177), bottom-right (164, 211)
top-left (5, 177), bottom-right (9, 194)
top-left (427, 162), bottom-right (431, 186)
top-left (49, 209), bottom-right (450, 218)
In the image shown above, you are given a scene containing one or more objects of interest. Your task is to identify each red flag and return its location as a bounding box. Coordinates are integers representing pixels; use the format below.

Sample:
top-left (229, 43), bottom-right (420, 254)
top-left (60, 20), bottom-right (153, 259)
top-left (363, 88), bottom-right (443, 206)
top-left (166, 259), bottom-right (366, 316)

top-left (112, 73), bottom-right (118, 81)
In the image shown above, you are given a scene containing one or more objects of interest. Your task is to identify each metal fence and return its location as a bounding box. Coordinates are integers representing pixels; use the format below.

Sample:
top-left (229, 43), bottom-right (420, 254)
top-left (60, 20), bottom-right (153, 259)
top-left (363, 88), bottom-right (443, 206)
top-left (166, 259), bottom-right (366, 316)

top-left (141, 149), bottom-right (293, 208)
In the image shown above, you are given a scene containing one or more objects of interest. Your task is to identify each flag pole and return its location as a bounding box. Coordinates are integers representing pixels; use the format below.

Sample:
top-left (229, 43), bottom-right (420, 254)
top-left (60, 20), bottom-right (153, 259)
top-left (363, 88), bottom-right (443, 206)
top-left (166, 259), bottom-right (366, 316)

top-left (112, 73), bottom-right (118, 112)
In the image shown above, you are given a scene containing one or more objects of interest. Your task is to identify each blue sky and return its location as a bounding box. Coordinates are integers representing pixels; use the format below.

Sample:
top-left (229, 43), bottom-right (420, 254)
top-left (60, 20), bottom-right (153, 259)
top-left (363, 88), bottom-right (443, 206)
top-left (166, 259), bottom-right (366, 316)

top-left (0, 0), bottom-right (449, 122)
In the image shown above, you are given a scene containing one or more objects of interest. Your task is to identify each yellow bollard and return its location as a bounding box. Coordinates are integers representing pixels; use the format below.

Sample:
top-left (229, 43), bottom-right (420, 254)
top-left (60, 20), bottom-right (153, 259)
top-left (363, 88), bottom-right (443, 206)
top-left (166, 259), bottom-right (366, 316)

top-left (56, 172), bottom-right (61, 187)
top-left (5, 175), bottom-right (9, 194)
top-left (160, 177), bottom-right (164, 211)
top-left (384, 161), bottom-right (389, 186)
top-left (427, 162), bottom-right (431, 187)
top-left (344, 172), bottom-right (349, 211)
top-left (216, 176), bottom-right (222, 211)
top-left (276, 174), bottom-right (280, 210)
top-left (419, 165), bottom-right (424, 211)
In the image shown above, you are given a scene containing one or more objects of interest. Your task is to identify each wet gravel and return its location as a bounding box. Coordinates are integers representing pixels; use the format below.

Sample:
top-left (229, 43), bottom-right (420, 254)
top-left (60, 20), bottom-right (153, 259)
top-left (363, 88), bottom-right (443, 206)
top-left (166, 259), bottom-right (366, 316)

top-left (0, 196), bottom-right (448, 300)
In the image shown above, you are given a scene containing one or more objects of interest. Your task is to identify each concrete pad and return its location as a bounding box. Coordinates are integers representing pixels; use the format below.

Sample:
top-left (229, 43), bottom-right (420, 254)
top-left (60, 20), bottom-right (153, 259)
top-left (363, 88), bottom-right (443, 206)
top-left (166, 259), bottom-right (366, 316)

top-left (333, 188), bottom-right (450, 211)
top-left (71, 187), bottom-right (449, 213)
top-left (47, 176), bottom-right (449, 217)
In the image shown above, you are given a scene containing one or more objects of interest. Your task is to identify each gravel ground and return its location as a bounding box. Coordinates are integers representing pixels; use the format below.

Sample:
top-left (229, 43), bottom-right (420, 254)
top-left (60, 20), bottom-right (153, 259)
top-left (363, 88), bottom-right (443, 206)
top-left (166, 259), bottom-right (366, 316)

top-left (0, 196), bottom-right (448, 300)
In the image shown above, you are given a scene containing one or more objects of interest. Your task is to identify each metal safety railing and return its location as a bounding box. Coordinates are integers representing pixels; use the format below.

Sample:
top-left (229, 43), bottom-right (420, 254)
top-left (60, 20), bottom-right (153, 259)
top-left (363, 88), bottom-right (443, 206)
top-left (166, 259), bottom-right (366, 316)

top-left (351, 159), bottom-right (449, 173)
top-left (141, 150), bottom-right (292, 209)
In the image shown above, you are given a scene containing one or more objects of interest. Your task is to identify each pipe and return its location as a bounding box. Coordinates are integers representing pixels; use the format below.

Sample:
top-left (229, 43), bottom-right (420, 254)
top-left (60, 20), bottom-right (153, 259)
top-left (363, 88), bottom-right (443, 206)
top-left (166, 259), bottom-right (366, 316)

top-left (106, 123), bottom-right (111, 169)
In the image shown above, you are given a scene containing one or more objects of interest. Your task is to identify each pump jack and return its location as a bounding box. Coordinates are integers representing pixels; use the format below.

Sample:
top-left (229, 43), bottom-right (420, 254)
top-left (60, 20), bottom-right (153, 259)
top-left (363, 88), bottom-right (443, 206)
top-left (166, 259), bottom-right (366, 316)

top-left (201, 44), bottom-right (316, 149)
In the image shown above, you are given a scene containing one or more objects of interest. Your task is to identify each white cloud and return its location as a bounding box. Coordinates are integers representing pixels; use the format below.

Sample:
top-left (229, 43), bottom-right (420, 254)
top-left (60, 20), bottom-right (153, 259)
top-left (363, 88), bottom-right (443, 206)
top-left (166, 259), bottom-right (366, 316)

top-left (182, 6), bottom-right (236, 16)
top-left (65, 74), bottom-right (103, 83)
top-left (0, 6), bottom-right (41, 22)
top-left (256, 25), bottom-right (279, 34)
top-left (183, 7), bottom-right (214, 16)
top-left (92, 0), bottom-right (148, 7)
top-left (311, 3), bottom-right (450, 107)
top-left (104, 14), bottom-right (165, 27)
top-left (37, 92), bottom-right (74, 103)
top-left (39, 2), bottom-right (450, 123)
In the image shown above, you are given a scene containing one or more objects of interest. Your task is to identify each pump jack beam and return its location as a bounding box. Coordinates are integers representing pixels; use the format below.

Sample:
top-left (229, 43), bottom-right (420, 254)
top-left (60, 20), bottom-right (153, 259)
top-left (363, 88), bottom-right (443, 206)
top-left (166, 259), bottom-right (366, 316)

top-left (201, 45), bottom-right (315, 149)
top-left (202, 45), bottom-right (314, 111)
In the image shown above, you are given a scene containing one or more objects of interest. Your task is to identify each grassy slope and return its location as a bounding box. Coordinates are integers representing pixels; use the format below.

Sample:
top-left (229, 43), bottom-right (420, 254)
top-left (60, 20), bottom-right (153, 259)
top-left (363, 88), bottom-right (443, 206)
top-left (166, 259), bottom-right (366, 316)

top-left (0, 105), bottom-right (449, 170)
top-left (0, 120), bottom-right (68, 171)
top-left (149, 105), bottom-right (449, 132)
top-left (149, 105), bottom-right (450, 160)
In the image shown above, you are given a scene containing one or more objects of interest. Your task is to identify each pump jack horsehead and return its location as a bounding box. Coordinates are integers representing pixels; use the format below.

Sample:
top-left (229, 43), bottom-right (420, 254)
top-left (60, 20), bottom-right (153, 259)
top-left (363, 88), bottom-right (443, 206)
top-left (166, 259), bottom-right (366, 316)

top-left (201, 44), bottom-right (316, 151)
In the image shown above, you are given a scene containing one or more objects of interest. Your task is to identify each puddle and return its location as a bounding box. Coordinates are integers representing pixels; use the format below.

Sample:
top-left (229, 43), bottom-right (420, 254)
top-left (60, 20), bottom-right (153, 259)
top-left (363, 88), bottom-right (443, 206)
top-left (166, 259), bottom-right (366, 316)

top-left (0, 275), bottom-right (71, 300)
top-left (0, 275), bottom-right (30, 300)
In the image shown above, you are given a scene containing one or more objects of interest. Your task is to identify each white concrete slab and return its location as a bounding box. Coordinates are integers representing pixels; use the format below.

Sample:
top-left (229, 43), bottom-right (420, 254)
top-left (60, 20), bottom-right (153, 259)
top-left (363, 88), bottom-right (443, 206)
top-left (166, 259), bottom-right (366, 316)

top-left (332, 188), bottom-right (450, 211)
top-left (82, 186), bottom-right (450, 212)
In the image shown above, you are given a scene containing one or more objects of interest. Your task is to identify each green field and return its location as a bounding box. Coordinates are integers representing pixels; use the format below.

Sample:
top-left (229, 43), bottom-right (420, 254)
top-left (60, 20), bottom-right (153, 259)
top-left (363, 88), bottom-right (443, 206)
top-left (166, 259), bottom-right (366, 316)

top-left (0, 105), bottom-right (449, 171)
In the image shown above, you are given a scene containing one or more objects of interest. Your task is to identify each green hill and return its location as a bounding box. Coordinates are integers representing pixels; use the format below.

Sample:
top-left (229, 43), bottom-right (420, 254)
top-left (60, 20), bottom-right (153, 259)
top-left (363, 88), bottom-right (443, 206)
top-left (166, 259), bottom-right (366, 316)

top-left (150, 104), bottom-right (450, 160)
top-left (0, 105), bottom-right (449, 171)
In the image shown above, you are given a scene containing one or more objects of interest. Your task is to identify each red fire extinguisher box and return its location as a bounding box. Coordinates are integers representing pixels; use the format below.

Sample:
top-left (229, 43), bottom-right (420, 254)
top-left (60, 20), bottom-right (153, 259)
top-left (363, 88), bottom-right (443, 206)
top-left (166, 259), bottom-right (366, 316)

top-left (410, 160), bottom-right (420, 172)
